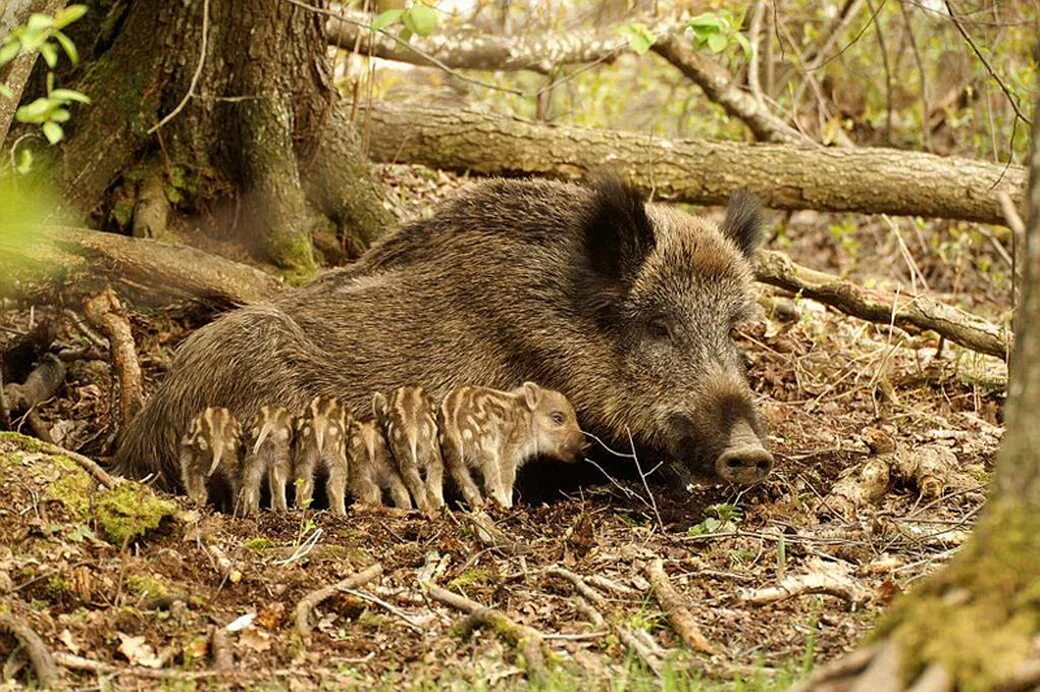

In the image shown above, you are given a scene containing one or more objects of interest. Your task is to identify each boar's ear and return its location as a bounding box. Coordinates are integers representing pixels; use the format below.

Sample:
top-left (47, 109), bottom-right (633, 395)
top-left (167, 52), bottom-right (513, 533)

top-left (583, 176), bottom-right (656, 286)
top-left (522, 382), bottom-right (541, 410)
top-left (371, 392), bottom-right (388, 420)
top-left (720, 188), bottom-right (763, 258)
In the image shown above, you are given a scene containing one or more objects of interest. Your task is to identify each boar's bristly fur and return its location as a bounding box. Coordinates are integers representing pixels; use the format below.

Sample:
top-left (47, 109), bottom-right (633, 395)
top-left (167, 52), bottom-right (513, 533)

top-left (113, 177), bottom-right (772, 491)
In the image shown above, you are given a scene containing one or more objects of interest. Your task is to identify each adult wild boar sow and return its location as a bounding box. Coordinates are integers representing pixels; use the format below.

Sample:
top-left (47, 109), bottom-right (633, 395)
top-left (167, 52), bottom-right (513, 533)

top-left (113, 178), bottom-right (773, 491)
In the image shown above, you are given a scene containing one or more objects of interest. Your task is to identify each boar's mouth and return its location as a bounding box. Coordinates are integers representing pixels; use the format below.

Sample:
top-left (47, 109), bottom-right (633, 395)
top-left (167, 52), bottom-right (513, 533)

top-left (665, 414), bottom-right (774, 486)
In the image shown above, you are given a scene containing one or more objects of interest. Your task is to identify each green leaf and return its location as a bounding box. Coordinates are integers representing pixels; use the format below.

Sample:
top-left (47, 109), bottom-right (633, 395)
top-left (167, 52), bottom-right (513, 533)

top-left (15, 97), bottom-right (55, 123)
top-left (687, 13), bottom-right (726, 31)
top-left (50, 107), bottom-right (71, 122)
top-left (734, 32), bottom-right (752, 60)
top-left (53, 31), bottom-right (79, 64)
top-left (26, 13), bottom-right (54, 31)
top-left (619, 22), bottom-right (656, 55)
top-left (707, 32), bottom-right (728, 54)
top-left (0, 41), bottom-right (20, 68)
top-left (15, 148), bottom-right (33, 175)
top-left (370, 8), bottom-right (403, 31)
top-left (42, 121), bottom-right (64, 144)
top-left (396, 26), bottom-right (413, 46)
top-left (38, 41), bottom-right (58, 68)
top-left (407, 4), bottom-right (437, 37)
top-left (53, 4), bottom-right (88, 29)
top-left (50, 88), bottom-right (91, 104)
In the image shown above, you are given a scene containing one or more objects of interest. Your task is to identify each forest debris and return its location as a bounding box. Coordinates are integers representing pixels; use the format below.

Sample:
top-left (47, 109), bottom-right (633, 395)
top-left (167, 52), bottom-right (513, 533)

top-left (294, 562), bottom-right (384, 636)
top-left (83, 289), bottom-right (145, 432)
top-left (617, 628), bottom-right (666, 676)
top-left (461, 510), bottom-right (527, 555)
top-left (574, 597), bottom-right (605, 628)
top-left (0, 611), bottom-right (60, 688)
top-left (424, 582), bottom-right (550, 683)
top-left (546, 566), bottom-right (607, 608)
top-left (585, 574), bottom-right (639, 596)
top-left (203, 541), bottom-right (242, 585)
top-left (210, 627), bottom-right (234, 670)
top-left (894, 445), bottom-right (957, 500)
top-left (0, 320), bottom-right (58, 383)
top-left (645, 559), bottom-right (715, 655)
top-left (821, 457), bottom-right (892, 518)
top-left (132, 163), bottom-right (171, 239)
top-left (3, 353), bottom-right (66, 412)
top-left (54, 652), bottom-right (224, 680)
top-left (741, 559), bottom-right (868, 610)
top-left (756, 250), bottom-right (1010, 360)
top-left (116, 632), bottom-right (163, 668)
top-left (32, 436), bottom-right (120, 488)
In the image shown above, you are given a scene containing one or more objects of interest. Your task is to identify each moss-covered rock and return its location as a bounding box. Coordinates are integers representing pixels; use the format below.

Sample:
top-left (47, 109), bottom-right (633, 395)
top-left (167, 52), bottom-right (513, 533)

top-left (0, 431), bottom-right (176, 545)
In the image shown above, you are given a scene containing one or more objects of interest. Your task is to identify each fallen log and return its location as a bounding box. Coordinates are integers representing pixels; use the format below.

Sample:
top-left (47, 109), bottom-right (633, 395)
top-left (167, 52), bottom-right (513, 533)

top-left (359, 103), bottom-right (1025, 226)
top-left (0, 226), bottom-right (283, 306)
top-left (756, 251), bottom-right (1010, 360)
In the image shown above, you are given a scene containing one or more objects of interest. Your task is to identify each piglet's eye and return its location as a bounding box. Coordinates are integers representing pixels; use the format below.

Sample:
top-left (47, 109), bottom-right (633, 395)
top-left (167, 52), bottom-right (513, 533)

top-left (551, 412), bottom-right (565, 425)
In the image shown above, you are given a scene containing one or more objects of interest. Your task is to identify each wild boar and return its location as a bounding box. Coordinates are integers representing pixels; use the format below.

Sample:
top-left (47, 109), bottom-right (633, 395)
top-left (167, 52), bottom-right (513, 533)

top-left (439, 381), bottom-right (586, 508)
top-left (179, 406), bottom-right (242, 510)
top-left (348, 396), bottom-right (413, 510)
top-left (374, 386), bottom-right (445, 513)
top-left (114, 177), bottom-right (773, 496)
top-left (293, 396), bottom-right (349, 514)
top-left (238, 404), bottom-right (294, 514)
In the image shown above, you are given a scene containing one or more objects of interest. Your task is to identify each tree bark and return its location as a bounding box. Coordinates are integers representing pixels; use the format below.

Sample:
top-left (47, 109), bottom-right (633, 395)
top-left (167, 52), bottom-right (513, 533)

top-left (360, 103), bottom-right (1025, 225)
top-left (36, 0), bottom-right (393, 272)
top-left (0, 226), bottom-right (282, 306)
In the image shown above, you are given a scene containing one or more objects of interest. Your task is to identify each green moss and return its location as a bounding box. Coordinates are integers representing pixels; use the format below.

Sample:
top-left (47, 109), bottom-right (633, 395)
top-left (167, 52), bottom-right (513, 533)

top-left (447, 567), bottom-right (496, 591)
top-left (877, 501), bottom-right (1040, 691)
top-left (0, 432), bottom-right (176, 546)
top-left (111, 196), bottom-right (136, 227)
top-left (244, 537), bottom-right (275, 552)
top-left (126, 574), bottom-right (167, 600)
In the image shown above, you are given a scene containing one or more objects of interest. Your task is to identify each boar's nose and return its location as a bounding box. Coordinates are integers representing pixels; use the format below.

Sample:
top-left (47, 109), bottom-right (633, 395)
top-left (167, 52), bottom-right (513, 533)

top-left (715, 446), bottom-right (773, 484)
top-left (714, 419), bottom-right (773, 484)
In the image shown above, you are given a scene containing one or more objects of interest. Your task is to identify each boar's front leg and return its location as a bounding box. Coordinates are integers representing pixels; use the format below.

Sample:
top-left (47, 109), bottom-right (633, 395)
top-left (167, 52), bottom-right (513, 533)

top-left (441, 431), bottom-right (484, 509)
top-left (325, 451), bottom-right (348, 515)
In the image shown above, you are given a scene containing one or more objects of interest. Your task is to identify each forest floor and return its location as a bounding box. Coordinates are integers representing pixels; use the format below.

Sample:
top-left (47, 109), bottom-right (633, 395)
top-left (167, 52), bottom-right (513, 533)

top-left (0, 166), bottom-right (1009, 689)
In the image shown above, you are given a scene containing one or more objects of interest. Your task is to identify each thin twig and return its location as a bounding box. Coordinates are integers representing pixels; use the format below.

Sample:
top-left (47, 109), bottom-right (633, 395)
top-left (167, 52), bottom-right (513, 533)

top-left (944, 0), bottom-right (1031, 126)
top-left (148, 0), bottom-right (210, 134)
top-left (338, 587), bottom-right (427, 632)
top-left (645, 559), bottom-right (716, 655)
top-left (545, 566), bottom-right (607, 608)
top-left (294, 563), bottom-right (384, 636)
top-left (627, 428), bottom-right (664, 530)
top-left (0, 611), bottom-right (59, 687)
top-left (898, 0), bottom-right (931, 151)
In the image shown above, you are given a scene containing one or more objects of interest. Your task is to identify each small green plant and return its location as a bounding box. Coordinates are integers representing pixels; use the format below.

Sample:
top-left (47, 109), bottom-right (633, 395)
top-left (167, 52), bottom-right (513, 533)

top-left (687, 503), bottom-right (743, 536)
top-left (686, 11), bottom-right (751, 59)
top-left (1, 6), bottom-right (90, 151)
top-left (370, 1), bottom-right (437, 45)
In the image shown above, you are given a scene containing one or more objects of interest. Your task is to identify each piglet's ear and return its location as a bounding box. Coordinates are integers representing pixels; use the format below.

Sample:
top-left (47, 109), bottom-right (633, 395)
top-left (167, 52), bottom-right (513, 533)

top-left (720, 188), bottom-right (763, 258)
top-left (582, 175), bottom-right (655, 287)
top-left (522, 382), bottom-right (541, 410)
top-left (372, 392), bottom-right (388, 419)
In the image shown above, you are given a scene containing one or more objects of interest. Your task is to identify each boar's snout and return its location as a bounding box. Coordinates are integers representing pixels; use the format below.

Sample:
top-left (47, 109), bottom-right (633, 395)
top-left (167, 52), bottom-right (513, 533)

top-left (715, 419), bottom-right (773, 484)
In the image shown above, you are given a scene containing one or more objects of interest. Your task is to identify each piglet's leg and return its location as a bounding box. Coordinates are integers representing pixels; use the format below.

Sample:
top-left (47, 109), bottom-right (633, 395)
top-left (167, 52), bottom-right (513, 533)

top-left (386, 470), bottom-right (414, 510)
top-left (443, 433), bottom-right (484, 509)
top-left (498, 458), bottom-right (518, 510)
top-left (179, 450), bottom-right (209, 506)
top-left (269, 451), bottom-right (290, 511)
top-left (478, 450), bottom-right (510, 509)
top-left (236, 454), bottom-right (265, 516)
top-left (425, 455), bottom-right (446, 510)
top-left (326, 449), bottom-right (348, 516)
top-left (393, 443), bottom-right (430, 512)
top-left (293, 445), bottom-right (318, 510)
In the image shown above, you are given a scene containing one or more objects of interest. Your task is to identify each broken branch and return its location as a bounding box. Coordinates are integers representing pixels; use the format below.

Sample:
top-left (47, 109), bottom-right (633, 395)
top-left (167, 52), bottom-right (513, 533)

top-left (294, 562), bottom-right (384, 636)
top-left (645, 559), bottom-right (715, 655)
top-left (756, 250), bottom-right (1010, 360)
top-left (83, 288), bottom-right (145, 433)
top-left (3, 353), bottom-right (65, 413)
top-left (0, 611), bottom-right (60, 688)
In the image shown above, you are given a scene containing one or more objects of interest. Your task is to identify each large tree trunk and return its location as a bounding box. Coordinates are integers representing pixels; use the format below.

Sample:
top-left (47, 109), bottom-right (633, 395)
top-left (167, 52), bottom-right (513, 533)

top-left (802, 85), bottom-right (1040, 692)
top-left (360, 103), bottom-right (1025, 225)
top-left (0, 0), bottom-right (66, 142)
top-left (31, 0), bottom-right (394, 274)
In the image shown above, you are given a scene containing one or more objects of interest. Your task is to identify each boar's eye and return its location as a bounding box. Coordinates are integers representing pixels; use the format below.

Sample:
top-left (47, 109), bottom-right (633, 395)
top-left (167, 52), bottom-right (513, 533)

top-left (550, 411), bottom-right (565, 425)
top-left (647, 317), bottom-right (673, 343)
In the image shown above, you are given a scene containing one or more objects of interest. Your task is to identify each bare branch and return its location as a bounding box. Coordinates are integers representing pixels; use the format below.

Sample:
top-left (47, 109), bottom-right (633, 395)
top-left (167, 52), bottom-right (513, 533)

top-left (294, 563), bottom-right (383, 636)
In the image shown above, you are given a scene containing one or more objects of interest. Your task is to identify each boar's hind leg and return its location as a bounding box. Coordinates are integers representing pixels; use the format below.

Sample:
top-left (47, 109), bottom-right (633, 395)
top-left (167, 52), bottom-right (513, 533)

top-left (442, 432), bottom-right (484, 509)
top-left (326, 454), bottom-right (348, 515)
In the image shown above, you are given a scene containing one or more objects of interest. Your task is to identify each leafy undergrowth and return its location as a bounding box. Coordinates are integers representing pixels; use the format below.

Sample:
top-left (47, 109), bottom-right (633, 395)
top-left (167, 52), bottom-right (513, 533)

top-left (0, 167), bottom-right (1008, 688)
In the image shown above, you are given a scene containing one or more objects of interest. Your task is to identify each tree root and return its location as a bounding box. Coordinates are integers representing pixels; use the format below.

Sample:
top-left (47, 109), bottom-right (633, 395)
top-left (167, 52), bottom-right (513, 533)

top-left (54, 652), bottom-right (226, 680)
top-left (83, 288), bottom-right (145, 434)
top-left (756, 250), bottom-right (1010, 360)
top-left (424, 582), bottom-right (550, 683)
top-left (31, 438), bottom-right (121, 488)
top-left (645, 559), bottom-right (716, 655)
top-left (3, 353), bottom-right (66, 413)
top-left (132, 162), bottom-right (171, 240)
top-left (0, 610), bottom-right (60, 687)
top-left (546, 566), bottom-right (607, 608)
top-left (294, 562), bottom-right (384, 636)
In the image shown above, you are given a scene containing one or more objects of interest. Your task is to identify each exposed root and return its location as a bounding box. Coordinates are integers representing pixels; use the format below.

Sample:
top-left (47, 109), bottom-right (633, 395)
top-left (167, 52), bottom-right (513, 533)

top-left (294, 562), bottom-right (384, 636)
top-left (821, 457), bottom-right (892, 518)
top-left (424, 582), bottom-right (550, 682)
top-left (460, 510), bottom-right (527, 555)
top-left (55, 652), bottom-right (225, 680)
top-left (83, 289), bottom-right (145, 434)
top-left (645, 559), bottom-right (716, 655)
top-left (617, 627), bottom-right (665, 676)
top-left (0, 610), bottom-right (59, 687)
top-left (32, 438), bottom-right (121, 488)
top-left (546, 566), bottom-right (607, 608)
top-left (894, 445), bottom-right (957, 500)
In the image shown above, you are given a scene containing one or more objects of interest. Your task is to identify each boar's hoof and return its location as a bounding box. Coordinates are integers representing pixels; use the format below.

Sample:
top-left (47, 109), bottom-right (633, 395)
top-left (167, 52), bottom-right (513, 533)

top-left (715, 446), bottom-right (774, 484)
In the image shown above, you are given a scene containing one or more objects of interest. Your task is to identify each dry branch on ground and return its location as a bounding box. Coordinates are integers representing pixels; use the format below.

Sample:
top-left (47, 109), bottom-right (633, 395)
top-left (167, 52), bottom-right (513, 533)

top-left (83, 289), bottom-right (144, 433)
top-left (645, 559), bottom-right (716, 655)
top-left (294, 563), bottom-right (384, 636)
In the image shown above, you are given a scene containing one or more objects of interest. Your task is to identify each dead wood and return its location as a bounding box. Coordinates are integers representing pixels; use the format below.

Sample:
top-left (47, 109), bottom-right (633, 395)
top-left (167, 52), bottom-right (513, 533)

top-left (83, 289), bottom-right (145, 433)
top-left (0, 320), bottom-right (58, 383)
top-left (821, 457), bottom-right (892, 518)
top-left (1, 226), bottom-right (282, 306)
top-left (424, 582), bottom-right (550, 682)
top-left (3, 353), bottom-right (65, 412)
top-left (741, 561), bottom-right (868, 610)
top-left (617, 627), bottom-right (665, 676)
top-left (894, 445), bottom-right (957, 500)
top-left (645, 559), bottom-right (716, 655)
top-left (756, 250), bottom-right (1010, 360)
top-left (546, 566), bottom-right (607, 608)
top-left (294, 562), bottom-right (384, 636)
top-left (359, 103), bottom-right (1025, 226)
top-left (0, 610), bottom-right (60, 688)
top-left (54, 652), bottom-right (226, 680)
top-left (203, 541), bottom-right (243, 586)
top-left (210, 626), bottom-right (234, 670)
